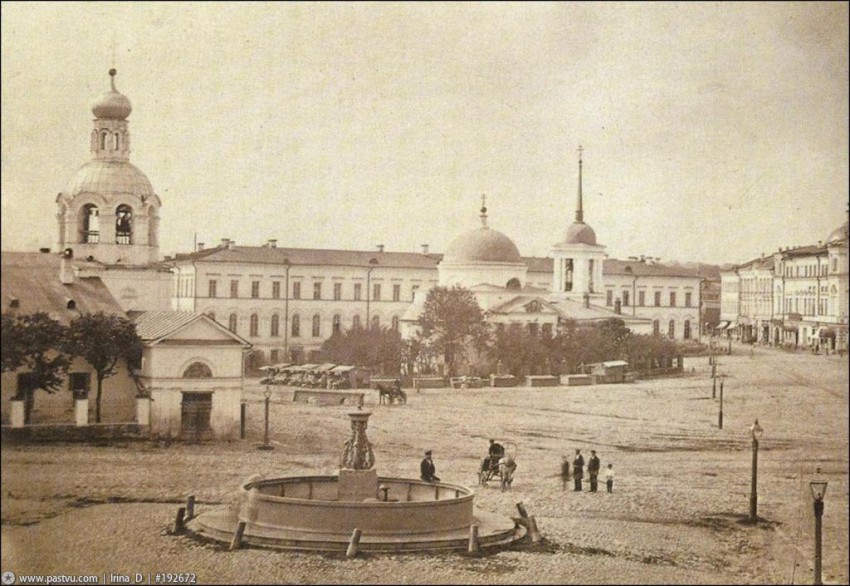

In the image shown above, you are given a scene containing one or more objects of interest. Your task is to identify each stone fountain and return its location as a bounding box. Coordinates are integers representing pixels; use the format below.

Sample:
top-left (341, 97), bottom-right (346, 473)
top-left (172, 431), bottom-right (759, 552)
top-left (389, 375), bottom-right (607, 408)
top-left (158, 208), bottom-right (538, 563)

top-left (186, 411), bottom-right (524, 552)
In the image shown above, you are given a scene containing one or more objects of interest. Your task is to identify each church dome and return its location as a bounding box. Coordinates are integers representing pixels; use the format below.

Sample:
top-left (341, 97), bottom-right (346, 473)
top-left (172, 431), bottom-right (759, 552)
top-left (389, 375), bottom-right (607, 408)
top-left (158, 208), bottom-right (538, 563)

top-left (826, 220), bottom-right (848, 244)
top-left (564, 221), bottom-right (597, 245)
top-left (63, 160), bottom-right (154, 197)
top-left (91, 69), bottom-right (132, 120)
top-left (444, 227), bottom-right (522, 263)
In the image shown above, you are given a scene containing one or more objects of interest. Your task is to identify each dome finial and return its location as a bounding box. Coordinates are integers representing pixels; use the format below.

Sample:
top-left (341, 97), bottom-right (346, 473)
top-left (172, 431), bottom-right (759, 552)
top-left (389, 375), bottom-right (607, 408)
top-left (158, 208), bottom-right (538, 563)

top-left (480, 194), bottom-right (488, 228)
top-left (575, 145), bottom-right (584, 224)
top-left (109, 68), bottom-right (117, 91)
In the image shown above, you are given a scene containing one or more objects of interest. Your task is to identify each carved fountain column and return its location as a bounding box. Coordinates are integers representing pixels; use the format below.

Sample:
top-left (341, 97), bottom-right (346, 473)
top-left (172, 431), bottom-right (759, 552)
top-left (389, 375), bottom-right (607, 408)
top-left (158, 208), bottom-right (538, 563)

top-left (338, 411), bottom-right (378, 501)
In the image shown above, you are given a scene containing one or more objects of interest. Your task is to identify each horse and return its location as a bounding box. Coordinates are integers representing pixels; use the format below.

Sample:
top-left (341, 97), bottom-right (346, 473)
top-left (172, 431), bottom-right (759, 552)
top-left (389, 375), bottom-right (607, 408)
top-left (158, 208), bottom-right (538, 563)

top-left (377, 383), bottom-right (407, 405)
top-left (498, 457), bottom-right (517, 492)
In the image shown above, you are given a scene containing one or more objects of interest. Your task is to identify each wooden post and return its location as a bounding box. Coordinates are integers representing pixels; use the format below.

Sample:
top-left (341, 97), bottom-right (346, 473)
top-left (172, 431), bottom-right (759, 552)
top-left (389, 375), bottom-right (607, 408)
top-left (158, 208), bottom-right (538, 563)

top-left (173, 506), bottom-right (186, 534)
top-left (527, 515), bottom-right (542, 543)
top-left (468, 524), bottom-right (480, 554)
top-left (516, 501), bottom-right (529, 519)
top-left (186, 495), bottom-right (195, 521)
top-left (229, 521), bottom-right (247, 551)
top-left (346, 528), bottom-right (362, 558)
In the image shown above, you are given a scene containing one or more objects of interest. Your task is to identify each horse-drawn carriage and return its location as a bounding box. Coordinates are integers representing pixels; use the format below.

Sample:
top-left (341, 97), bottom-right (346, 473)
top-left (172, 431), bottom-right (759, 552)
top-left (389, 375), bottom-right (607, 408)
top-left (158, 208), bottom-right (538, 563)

top-left (478, 440), bottom-right (517, 491)
top-left (376, 380), bottom-right (407, 405)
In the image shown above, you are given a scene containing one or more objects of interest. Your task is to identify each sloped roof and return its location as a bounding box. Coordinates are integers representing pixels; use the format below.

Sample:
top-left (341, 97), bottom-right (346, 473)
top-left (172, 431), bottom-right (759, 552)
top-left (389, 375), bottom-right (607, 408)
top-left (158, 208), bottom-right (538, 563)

top-left (1, 251), bottom-right (124, 324)
top-left (549, 298), bottom-right (652, 324)
top-left (488, 295), bottom-right (564, 315)
top-left (132, 310), bottom-right (251, 346)
top-left (603, 259), bottom-right (701, 278)
top-left (170, 245), bottom-right (443, 269)
top-left (780, 244), bottom-right (827, 258)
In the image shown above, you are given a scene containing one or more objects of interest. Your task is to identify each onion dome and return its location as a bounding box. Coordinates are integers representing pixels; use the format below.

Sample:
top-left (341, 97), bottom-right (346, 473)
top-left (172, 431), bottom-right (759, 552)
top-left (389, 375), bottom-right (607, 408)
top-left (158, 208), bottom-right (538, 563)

top-left (64, 160), bottom-right (154, 197)
top-left (826, 220), bottom-right (848, 244)
top-left (444, 198), bottom-right (522, 263)
top-left (91, 69), bottom-right (132, 120)
top-left (564, 222), bottom-right (597, 245)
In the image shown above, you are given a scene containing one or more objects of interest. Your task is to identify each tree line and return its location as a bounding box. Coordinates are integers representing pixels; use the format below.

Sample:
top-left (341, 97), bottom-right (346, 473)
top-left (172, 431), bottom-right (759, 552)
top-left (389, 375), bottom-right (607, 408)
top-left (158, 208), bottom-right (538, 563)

top-left (321, 285), bottom-right (682, 378)
top-left (1, 311), bottom-right (143, 424)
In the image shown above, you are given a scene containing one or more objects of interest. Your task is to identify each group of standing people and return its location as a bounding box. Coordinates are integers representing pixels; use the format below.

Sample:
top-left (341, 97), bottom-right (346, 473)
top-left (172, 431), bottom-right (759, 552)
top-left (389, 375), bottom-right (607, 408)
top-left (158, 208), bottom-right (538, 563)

top-left (562, 449), bottom-right (613, 493)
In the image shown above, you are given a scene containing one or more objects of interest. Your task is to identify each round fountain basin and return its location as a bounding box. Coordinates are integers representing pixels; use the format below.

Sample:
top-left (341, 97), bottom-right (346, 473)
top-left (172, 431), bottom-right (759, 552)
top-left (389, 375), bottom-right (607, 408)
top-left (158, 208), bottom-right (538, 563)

top-left (187, 474), bottom-right (524, 552)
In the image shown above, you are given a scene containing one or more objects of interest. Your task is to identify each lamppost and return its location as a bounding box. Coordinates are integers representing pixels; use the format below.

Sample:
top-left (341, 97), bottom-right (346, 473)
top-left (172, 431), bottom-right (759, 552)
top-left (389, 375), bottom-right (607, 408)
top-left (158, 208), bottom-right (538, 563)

top-left (283, 258), bottom-right (291, 362)
top-left (810, 474), bottom-right (828, 585)
top-left (718, 376), bottom-right (724, 429)
top-left (748, 419), bottom-right (764, 522)
top-left (366, 257), bottom-right (378, 329)
top-left (257, 386), bottom-right (273, 450)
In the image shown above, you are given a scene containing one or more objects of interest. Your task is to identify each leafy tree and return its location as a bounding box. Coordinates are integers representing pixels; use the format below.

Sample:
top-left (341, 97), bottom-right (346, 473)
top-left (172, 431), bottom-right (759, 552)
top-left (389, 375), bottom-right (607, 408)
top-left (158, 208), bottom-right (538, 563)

top-left (64, 312), bottom-right (143, 423)
top-left (417, 285), bottom-right (489, 377)
top-left (1, 312), bottom-right (71, 423)
top-left (320, 326), bottom-right (402, 375)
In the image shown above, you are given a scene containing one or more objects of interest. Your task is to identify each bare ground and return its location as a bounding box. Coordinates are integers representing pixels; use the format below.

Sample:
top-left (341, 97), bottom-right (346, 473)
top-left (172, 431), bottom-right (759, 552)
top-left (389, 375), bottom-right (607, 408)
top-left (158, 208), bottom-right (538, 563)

top-left (2, 343), bottom-right (847, 584)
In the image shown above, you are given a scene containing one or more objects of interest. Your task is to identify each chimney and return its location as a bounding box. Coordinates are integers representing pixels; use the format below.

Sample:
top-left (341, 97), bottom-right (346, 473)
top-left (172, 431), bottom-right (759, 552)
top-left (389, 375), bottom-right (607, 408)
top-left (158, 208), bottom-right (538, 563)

top-left (60, 248), bottom-right (74, 285)
top-left (197, 242), bottom-right (205, 252)
top-left (220, 238), bottom-right (230, 248)
top-left (377, 244), bottom-right (385, 253)
top-left (421, 244), bottom-right (429, 255)
top-left (228, 240), bottom-right (236, 249)
top-left (639, 255), bottom-right (645, 263)
top-left (39, 247), bottom-right (50, 254)
top-left (268, 239), bottom-right (277, 248)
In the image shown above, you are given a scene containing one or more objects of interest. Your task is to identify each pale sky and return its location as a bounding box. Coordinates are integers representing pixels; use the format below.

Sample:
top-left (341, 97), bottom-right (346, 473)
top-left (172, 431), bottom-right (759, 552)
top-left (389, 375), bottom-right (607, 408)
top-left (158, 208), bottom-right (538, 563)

top-left (2, 2), bottom-right (847, 265)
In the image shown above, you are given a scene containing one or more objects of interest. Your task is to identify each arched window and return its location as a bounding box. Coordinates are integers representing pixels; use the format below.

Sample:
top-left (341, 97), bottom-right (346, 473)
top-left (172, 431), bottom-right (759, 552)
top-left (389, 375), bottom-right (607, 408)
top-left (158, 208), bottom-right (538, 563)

top-left (228, 313), bottom-right (237, 333)
top-left (371, 315), bottom-right (380, 330)
top-left (115, 204), bottom-right (132, 244)
top-left (332, 314), bottom-right (341, 333)
top-left (271, 314), bottom-right (280, 337)
top-left (100, 130), bottom-right (108, 150)
top-left (291, 314), bottom-right (300, 337)
top-left (82, 204), bottom-right (99, 243)
top-left (684, 320), bottom-right (691, 340)
top-left (652, 320), bottom-right (660, 336)
top-left (506, 278), bottom-right (521, 290)
top-left (668, 320), bottom-right (675, 339)
top-left (114, 132), bottom-right (120, 151)
top-left (312, 314), bottom-right (321, 337)
top-left (352, 315), bottom-right (361, 329)
top-left (183, 362), bottom-right (212, 378)
top-left (250, 313), bottom-right (259, 337)
top-left (391, 316), bottom-right (399, 331)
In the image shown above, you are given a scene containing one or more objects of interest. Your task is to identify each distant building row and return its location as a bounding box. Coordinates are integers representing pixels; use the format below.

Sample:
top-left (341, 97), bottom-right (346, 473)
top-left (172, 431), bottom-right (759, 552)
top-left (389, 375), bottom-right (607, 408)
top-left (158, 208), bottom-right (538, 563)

top-left (720, 220), bottom-right (849, 352)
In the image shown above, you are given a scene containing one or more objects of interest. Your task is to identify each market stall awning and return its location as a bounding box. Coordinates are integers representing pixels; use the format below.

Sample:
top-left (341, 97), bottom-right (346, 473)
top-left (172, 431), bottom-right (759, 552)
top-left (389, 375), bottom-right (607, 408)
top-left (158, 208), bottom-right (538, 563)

top-left (716, 320), bottom-right (730, 330)
top-left (330, 365), bottom-right (355, 373)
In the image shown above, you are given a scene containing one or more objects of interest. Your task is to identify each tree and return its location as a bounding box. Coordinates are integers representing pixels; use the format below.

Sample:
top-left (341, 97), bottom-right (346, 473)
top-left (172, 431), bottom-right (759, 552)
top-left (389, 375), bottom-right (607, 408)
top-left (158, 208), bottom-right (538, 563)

top-left (417, 285), bottom-right (489, 377)
top-left (65, 312), bottom-right (143, 423)
top-left (1, 312), bottom-right (71, 423)
top-left (320, 326), bottom-right (402, 375)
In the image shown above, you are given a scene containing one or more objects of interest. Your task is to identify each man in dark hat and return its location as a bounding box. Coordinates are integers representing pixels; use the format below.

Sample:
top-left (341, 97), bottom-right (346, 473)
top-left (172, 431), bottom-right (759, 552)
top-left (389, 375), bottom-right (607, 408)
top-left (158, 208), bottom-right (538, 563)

top-left (573, 449), bottom-right (584, 492)
top-left (588, 450), bottom-right (601, 492)
top-left (420, 449), bottom-right (440, 482)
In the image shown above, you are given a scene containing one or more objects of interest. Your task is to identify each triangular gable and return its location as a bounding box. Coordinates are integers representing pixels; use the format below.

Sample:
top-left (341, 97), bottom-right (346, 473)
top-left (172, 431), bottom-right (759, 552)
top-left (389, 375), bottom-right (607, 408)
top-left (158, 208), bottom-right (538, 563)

top-left (148, 314), bottom-right (251, 346)
top-left (488, 295), bottom-right (565, 317)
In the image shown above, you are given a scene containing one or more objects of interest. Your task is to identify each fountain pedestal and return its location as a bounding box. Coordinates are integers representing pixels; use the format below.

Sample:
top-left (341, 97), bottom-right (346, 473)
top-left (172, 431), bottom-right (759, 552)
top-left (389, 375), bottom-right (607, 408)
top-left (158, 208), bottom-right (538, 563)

top-left (338, 468), bottom-right (378, 501)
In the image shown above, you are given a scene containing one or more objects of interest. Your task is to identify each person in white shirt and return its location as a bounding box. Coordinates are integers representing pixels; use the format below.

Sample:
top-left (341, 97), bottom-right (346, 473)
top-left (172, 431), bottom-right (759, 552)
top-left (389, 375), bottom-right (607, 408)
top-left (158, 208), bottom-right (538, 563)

top-left (605, 463), bottom-right (614, 493)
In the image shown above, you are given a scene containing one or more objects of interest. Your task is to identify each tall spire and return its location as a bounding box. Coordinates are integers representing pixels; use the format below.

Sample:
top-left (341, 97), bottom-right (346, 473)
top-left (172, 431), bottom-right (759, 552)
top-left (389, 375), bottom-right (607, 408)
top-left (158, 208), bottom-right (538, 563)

top-left (575, 145), bottom-right (584, 224)
top-left (480, 194), bottom-right (488, 229)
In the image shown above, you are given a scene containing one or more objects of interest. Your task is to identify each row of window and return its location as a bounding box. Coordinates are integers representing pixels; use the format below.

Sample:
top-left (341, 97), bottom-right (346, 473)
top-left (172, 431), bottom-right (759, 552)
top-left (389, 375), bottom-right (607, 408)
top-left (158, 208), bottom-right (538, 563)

top-left (783, 263), bottom-right (829, 278)
top-left (496, 319), bottom-right (693, 340)
top-left (80, 203), bottom-right (133, 244)
top-left (783, 298), bottom-right (831, 317)
top-left (211, 312), bottom-right (401, 338)
top-left (606, 290), bottom-right (693, 308)
top-left (207, 279), bottom-right (417, 302)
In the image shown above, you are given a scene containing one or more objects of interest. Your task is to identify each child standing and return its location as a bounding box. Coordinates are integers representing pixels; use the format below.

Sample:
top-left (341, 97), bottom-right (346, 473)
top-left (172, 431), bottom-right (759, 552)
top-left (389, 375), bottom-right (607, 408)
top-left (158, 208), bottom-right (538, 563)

top-left (605, 463), bottom-right (614, 493)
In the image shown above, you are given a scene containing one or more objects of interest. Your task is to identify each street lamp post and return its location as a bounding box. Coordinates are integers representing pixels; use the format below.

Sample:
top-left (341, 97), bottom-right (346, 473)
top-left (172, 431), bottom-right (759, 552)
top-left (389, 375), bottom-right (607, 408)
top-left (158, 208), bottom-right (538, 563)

top-left (257, 386), bottom-right (273, 451)
top-left (283, 258), bottom-right (291, 362)
top-left (718, 378), bottom-right (724, 429)
top-left (749, 419), bottom-right (764, 522)
top-left (366, 257), bottom-right (378, 329)
top-left (810, 475), bottom-right (828, 585)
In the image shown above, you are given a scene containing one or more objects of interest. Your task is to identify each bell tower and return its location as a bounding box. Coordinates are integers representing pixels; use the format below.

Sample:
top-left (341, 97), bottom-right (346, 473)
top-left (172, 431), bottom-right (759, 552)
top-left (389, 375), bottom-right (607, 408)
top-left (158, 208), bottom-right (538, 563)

top-left (55, 69), bottom-right (161, 266)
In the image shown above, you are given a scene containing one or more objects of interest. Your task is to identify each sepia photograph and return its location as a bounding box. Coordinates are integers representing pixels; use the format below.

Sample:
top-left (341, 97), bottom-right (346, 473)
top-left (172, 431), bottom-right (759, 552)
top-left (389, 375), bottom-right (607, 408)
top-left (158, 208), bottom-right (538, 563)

top-left (1, 2), bottom-right (847, 584)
